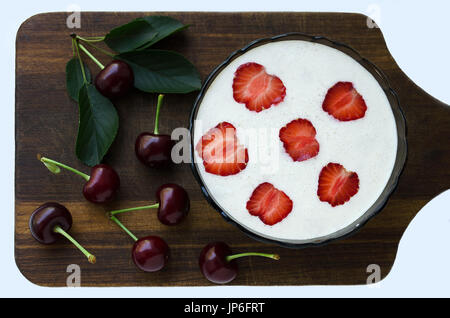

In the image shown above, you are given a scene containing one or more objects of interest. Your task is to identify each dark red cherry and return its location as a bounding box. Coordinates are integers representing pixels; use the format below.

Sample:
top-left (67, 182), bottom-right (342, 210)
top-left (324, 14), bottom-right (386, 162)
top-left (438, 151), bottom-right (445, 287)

top-left (94, 60), bottom-right (134, 99)
top-left (199, 242), bottom-right (279, 284)
top-left (156, 183), bottom-right (190, 225)
top-left (29, 202), bottom-right (72, 244)
top-left (29, 202), bottom-right (96, 263)
top-left (132, 236), bottom-right (170, 272)
top-left (135, 94), bottom-right (175, 168)
top-left (39, 156), bottom-right (120, 204)
top-left (108, 183), bottom-right (189, 225)
top-left (199, 242), bottom-right (238, 284)
top-left (108, 215), bottom-right (169, 271)
top-left (83, 164), bottom-right (120, 203)
top-left (135, 133), bottom-right (175, 168)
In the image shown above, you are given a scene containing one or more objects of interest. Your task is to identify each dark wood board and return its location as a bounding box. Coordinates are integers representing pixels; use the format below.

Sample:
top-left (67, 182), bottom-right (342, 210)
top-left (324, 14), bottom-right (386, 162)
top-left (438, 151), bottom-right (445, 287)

top-left (15, 12), bottom-right (450, 287)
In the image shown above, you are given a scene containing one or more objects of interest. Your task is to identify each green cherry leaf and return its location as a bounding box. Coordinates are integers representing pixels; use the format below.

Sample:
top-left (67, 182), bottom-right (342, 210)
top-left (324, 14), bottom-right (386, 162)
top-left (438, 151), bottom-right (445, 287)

top-left (137, 16), bottom-right (189, 49)
top-left (66, 57), bottom-right (91, 102)
top-left (104, 18), bottom-right (158, 53)
top-left (116, 50), bottom-right (201, 94)
top-left (42, 161), bottom-right (61, 174)
top-left (75, 83), bottom-right (119, 166)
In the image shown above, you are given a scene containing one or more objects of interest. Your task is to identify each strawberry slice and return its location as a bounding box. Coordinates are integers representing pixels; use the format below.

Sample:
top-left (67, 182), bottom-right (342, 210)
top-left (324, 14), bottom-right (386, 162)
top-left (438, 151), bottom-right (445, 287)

top-left (246, 182), bottom-right (293, 226)
top-left (196, 122), bottom-right (249, 176)
top-left (232, 62), bottom-right (286, 112)
top-left (279, 118), bottom-right (320, 162)
top-left (317, 163), bottom-right (360, 207)
top-left (322, 81), bottom-right (367, 121)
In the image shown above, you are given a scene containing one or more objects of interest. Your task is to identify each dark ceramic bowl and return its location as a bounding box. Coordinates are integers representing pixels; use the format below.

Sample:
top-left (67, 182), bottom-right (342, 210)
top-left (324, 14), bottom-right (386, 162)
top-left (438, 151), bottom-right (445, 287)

top-left (189, 33), bottom-right (407, 248)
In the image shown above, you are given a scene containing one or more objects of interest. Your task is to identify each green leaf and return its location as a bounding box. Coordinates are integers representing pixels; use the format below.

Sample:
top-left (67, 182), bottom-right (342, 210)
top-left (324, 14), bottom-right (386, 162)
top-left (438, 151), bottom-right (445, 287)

top-left (117, 50), bottom-right (201, 94)
top-left (138, 16), bottom-right (189, 49)
top-left (104, 18), bottom-right (158, 53)
top-left (42, 161), bottom-right (61, 174)
top-left (76, 83), bottom-right (119, 166)
top-left (66, 58), bottom-right (91, 102)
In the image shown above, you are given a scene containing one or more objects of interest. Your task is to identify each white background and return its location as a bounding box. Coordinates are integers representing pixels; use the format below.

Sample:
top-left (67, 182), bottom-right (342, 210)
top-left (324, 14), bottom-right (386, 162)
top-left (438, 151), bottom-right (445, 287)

top-left (0, 0), bottom-right (449, 297)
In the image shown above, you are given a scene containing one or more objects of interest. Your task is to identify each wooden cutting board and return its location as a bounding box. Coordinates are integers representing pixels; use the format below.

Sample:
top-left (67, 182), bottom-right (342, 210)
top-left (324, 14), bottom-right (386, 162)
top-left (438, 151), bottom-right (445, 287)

top-left (15, 12), bottom-right (450, 287)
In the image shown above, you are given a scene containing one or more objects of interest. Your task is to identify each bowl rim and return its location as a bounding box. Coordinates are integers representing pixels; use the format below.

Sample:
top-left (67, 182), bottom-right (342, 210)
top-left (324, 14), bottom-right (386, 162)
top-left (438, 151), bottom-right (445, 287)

top-left (188, 32), bottom-right (408, 248)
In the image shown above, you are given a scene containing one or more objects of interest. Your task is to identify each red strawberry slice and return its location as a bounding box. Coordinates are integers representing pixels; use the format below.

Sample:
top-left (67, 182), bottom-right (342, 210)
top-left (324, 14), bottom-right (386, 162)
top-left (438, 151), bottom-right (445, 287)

top-left (322, 81), bottom-right (367, 121)
top-left (196, 122), bottom-right (249, 176)
top-left (233, 62), bottom-right (286, 112)
top-left (279, 118), bottom-right (320, 162)
top-left (317, 163), bottom-right (360, 207)
top-left (246, 182), bottom-right (293, 225)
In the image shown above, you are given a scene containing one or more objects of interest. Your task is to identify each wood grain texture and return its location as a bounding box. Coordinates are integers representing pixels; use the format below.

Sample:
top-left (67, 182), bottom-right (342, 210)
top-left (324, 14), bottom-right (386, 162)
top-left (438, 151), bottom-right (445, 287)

top-left (15, 12), bottom-right (450, 286)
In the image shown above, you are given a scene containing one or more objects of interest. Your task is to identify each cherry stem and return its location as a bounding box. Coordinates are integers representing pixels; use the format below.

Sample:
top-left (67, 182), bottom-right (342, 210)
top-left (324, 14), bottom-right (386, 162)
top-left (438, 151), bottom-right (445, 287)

top-left (71, 37), bottom-right (76, 57)
top-left (226, 252), bottom-right (280, 262)
top-left (109, 203), bottom-right (159, 216)
top-left (76, 35), bottom-right (105, 43)
top-left (53, 225), bottom-right (96, 264)
top-left (73, 38), bottom-right (88, 83)
top-left (78, 42), bottom-right (105, 70)
top-left (153, 94), bottom-right (164, 135)
top-left (109, 215), bottom-right (138, 242)
top-left (77, 38), bottom-right (115, 58)
top-left (38, 154), bottom-right (90, 181)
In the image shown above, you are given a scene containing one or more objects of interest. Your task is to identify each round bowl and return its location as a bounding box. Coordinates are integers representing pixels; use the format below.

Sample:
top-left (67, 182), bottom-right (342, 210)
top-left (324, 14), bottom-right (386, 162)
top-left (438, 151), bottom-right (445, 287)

top-left (189, 32), bottom-right (407, 248)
